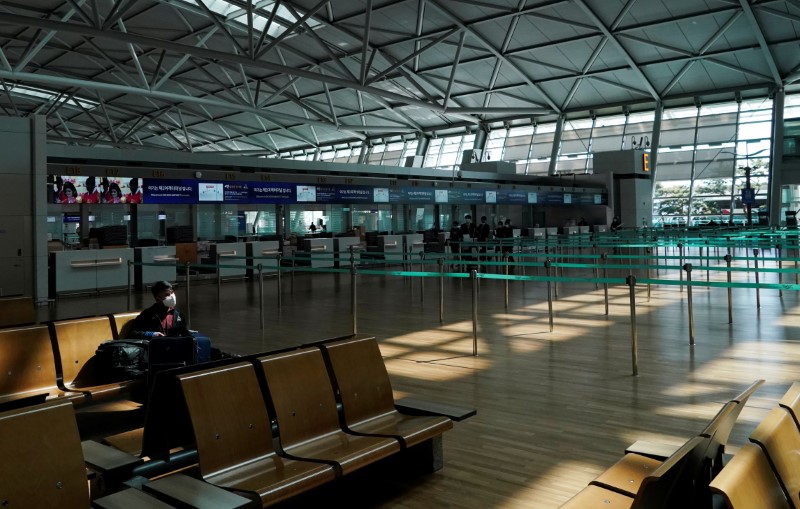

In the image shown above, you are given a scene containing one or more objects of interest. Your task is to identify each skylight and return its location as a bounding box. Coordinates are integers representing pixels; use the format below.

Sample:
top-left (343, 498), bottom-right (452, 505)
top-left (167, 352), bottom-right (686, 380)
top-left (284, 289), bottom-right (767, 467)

top-left (177, 0), bottom-right (320, 39)
top-left (8, 84), bottom-right (98, 110)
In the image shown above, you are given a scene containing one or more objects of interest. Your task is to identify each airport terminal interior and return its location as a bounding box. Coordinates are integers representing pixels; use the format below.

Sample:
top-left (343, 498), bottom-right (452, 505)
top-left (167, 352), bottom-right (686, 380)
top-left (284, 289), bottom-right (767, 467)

top-left (3, 1), bottom-right (800, 508)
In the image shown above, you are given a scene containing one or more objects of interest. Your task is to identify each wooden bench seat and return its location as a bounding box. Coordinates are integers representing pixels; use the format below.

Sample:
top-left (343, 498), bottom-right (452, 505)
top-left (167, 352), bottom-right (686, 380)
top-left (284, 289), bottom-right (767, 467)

top-left (0, 296), bottom-right (36, 328)
top-left (625, 379), bottom-right (764, 474)
top-left (778, 381), bottom-right (800, 427)
top-left (319, 336), bottom-right (453, 450)
top-left (0, 399), bottom-right (175, 508)
top-left (561, 436), bottom-right (708, 509)
top-left (709, 443), bottom-right (791, 509)
top-left (257, 348), bottom-right (402, 476)
top-left (49, 316), bottom-right (142, 401)
top-left (748, 406), bottom-right (800, 508)
top-left (111, 311), bottom-right (140, 339)
top-left (178, 362), bottom-right (336, 507)
top-left (0, 325), bottom-right (83, 408)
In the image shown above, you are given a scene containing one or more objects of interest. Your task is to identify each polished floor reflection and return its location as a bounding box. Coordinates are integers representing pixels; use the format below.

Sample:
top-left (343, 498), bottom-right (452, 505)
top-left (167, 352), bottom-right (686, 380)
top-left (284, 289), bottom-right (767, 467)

top-left (44, 261), bottom-right (800, 508)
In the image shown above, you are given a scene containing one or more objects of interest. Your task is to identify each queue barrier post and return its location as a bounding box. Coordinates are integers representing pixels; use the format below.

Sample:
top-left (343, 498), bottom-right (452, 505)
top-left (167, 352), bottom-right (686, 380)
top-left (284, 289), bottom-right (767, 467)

top-left (258, 264), bottom-right (264, 330)
top-left (127, 260), bottom-right (133, 311)
top-left (627, 274), bottom-right (638, 376)
top-left (545, 259), bottom-right (554, 332)
top-left (471, 269), bottom-right (478, 356)
top-left (754, 248), bottom-right (761, 309)
top-left (275, 254), bottom-right (283, 309)
top-left (601, 253), bottom-right (609, 316)
top-left (351, 258), bottom-right (358, 335)
top-left (725, 254), bottom-right (733, 324)
top-left (684, 263), bottom-right (695, 346)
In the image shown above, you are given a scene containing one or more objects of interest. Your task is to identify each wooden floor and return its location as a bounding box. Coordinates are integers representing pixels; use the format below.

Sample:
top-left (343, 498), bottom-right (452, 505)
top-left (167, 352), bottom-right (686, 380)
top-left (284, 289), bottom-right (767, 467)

top-left (42, 251), bottom-right (800, 508)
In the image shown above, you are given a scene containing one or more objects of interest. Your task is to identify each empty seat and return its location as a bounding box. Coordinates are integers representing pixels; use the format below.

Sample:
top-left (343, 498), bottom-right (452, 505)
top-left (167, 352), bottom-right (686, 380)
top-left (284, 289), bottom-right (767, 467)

top-left (178, 362), bottom-right (336, 506)
top-left (258, 348), bottom-right (401, 476)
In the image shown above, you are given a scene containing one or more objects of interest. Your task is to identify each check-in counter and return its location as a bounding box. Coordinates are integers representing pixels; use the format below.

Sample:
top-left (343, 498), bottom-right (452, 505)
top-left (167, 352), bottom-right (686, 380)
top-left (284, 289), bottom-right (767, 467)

top-left (594, 225), bottom-right (608, 233)
top-left (579, 226), bottom-right (590, 234)
top-left (51, 248), bottom-right (133, 295)
top-left (135, 246), bottom-right (177, 290)
top-left (563, 226), bottom-right (578, 235)
top-left (545, 227), bottom-right (559, 239)
top-left (246, 241), bottom-right (280, 276)
top-left (528, 228), bottom-right (545, 240)
top-left (333, 237), bottom-right (361, 267)
top-left (404, 234), bottom-right (425, 259)
top-left (302, 238), bottom-right (334, 268)
top-left (379, 235), bottom-right (403, 264)
top-left (210, 242), bottom-right (247, 278)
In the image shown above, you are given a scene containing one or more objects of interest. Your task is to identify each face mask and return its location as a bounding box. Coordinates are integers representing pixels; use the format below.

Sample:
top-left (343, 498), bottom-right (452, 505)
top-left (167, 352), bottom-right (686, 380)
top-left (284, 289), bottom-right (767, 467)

top-left (162, 294), bottom-right (177, 308)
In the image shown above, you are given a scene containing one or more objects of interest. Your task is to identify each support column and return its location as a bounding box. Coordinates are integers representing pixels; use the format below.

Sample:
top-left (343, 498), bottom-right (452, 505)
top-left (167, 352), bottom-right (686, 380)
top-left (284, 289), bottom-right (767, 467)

top-left (648, 102), bottom-right (663, 185)
top-left (548, 115), bottom-right (565, 176)
top-left (768, 88), bottom-right (785, 227)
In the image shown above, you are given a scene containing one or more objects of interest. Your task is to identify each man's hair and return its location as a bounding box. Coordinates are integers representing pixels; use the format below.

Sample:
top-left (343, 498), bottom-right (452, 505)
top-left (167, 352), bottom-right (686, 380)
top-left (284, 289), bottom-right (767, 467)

top-left (481, 216), bottom-right (487, 222)
top-left (151, 280), bottom-right (173, 298)
top-left (464, 214), bottom-right (472, 220)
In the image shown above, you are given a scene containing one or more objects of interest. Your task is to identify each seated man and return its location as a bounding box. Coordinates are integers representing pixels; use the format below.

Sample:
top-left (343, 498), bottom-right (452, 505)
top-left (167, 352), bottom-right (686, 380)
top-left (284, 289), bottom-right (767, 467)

top-left (127, 280), bottom-right (216, 362)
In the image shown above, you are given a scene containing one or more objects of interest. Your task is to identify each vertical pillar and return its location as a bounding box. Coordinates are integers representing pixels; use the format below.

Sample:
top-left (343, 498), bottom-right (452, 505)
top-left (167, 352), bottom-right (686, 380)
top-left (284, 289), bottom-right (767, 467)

top-left (768, 88), bottom-right (785, 227)
top-left (648, 102), bottom-right (663, 185)
top-left (548, 114), bottom-right (565, 176)
top-left (357, 143), bottom-right (369, 165)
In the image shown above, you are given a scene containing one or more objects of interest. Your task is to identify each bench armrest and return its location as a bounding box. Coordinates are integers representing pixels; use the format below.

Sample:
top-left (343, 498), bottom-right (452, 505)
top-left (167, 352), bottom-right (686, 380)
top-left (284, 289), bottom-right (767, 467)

top-left (82, 440), bottom-right (143, 476)
top-left (624, 439), bottom-right (681, 461)
top-left (395, 397), bottom-right (476, 422)
top-left (143, 473), bottom-right (256, 509)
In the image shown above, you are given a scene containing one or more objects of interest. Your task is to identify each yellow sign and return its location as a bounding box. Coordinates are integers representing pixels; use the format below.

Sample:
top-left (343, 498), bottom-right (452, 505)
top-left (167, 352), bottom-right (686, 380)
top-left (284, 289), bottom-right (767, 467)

top-left (643, 152), bottom-right (650, 172)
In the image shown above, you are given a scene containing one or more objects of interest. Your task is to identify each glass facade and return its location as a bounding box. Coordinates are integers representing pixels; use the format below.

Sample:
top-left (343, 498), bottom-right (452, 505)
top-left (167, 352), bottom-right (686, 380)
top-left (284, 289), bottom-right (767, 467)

top-left (267, 92), bottom-right (800, 226)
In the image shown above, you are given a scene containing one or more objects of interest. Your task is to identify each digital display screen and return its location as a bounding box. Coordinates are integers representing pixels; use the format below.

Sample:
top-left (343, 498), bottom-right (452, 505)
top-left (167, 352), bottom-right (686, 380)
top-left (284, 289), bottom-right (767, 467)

top-left (296, 185), bottom-right (317, 202)
top-left (198, 183), bottom-right (224, 202)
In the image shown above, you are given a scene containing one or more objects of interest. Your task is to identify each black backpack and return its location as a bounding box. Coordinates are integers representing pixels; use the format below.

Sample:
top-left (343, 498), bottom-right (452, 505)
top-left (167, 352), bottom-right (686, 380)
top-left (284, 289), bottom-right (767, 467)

top-left (95, 339), bottom-right (149, 381)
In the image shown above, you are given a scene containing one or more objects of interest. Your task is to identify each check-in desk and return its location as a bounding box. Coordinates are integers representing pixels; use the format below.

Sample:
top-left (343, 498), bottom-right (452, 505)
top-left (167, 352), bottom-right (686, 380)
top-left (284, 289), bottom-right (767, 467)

top-left (594, 225), bottom-right (608, 233)
top-left (563, 226), bottom-right (578, 235)
top-left (404, 234), bottom-right (425, 260)
top-left (135, 246), bottom-right (177, 290)
top-left (333, 236), bottom-right (361, 267)
top-left (579, 226), bottom-right (590, 234)
top-left (545, 227), bottom-right (559, 240)
top-left (528, 228), bottom-right (545, 240)
top-left (210, 242), bottom-right (247, 278)
top-left (379, 235), bottom-right (403, 265)
top-left (302, 238), bottom-right (334, 268)
top-left (246, 241), bottom-right (280, 277)
top-left (50, 248), bottom-right (133, 295)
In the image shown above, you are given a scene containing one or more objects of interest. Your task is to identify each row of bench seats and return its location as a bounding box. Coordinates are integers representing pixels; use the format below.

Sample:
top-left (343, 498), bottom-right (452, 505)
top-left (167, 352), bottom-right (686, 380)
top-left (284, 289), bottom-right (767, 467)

top-left (0, 311), bottom-right (141, 408)
top-left (0, 398), bottom-right (255, 508)
top-left (710, 381), bottom-right (800, 508)
top-left (98, 335), bottom-right (469, 508)
top-left (559, 379), bottom-right (765, 509)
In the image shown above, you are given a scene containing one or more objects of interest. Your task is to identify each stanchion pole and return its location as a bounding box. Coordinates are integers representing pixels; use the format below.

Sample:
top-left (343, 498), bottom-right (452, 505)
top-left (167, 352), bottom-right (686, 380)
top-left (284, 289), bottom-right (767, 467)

top-left (185, 262), bottom-right (191, 323)
top-left (351, 259), bottom-right (358, 335)
top-left (705, 241), bottom-right (710, 282)
top-left (545, 259), bottom-right (554, 332)
top-left (684, 263), bottom-right (695, 345)
top-left (504, 252), bottom-right (509, 310)
top-left (725, 254), bottom-right (733, 324)
top-left (777, 244), bottom-right (783, 298)
top-left (291, 258), bottom-right (295, 294)
top-left (419, 251), bottom-right (425, 304)
top-left (127, 260), bottom-right (133, 311)
top-left (602, 253), bottom-right (609, 316)
top-left (754, 248), bottom-right (760, 309)
top-left (593, 244), bottom-right (599, 289)
top-left (471, 269), bottom-right (478, 356)
top-left (216, 253), bottom-right (222, 301)
top-left (258, 264), bottom-right (264, 329)
top-left (678, 243), bottom-right (684, 293)
top-left (627, 274), bottom-right (638, 376)
top-left (645, 248), bottom-right (651, 301)
top-left (276, 254), bottom-right (282, 310)
top-left (438, 257), bottom-right (444, 323)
